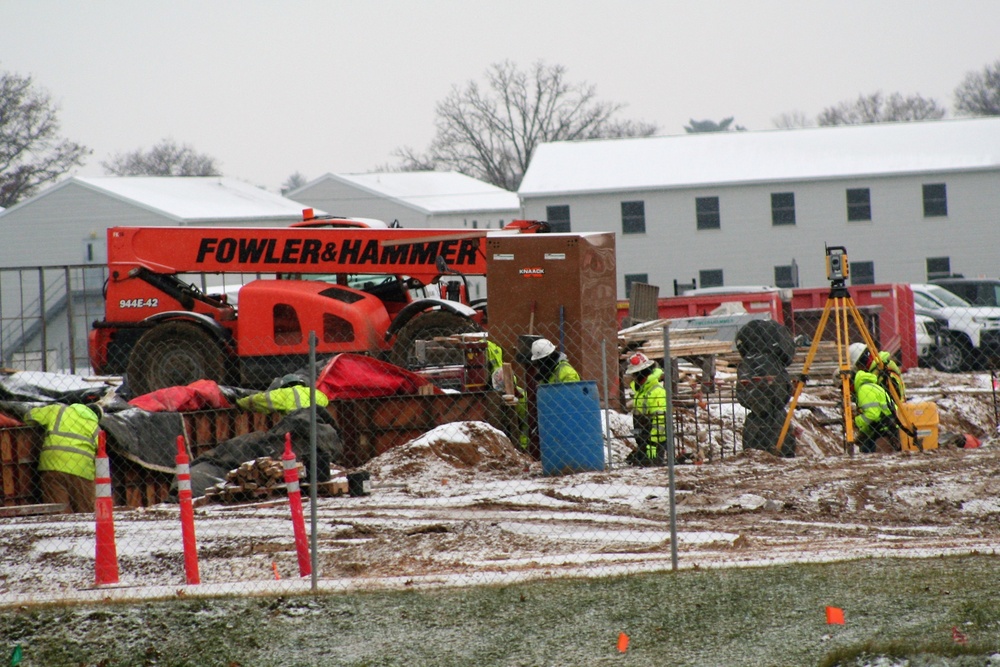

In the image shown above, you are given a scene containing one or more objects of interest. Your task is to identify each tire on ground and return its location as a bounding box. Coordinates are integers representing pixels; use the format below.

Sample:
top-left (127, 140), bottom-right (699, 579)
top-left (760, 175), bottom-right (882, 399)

top-left (736, 354), bottom-right (793, 414)
top-left (742, 409), bottom-right (796, 457)
top-left (126, 321), bottom-right (227, 396)
top-left (735, 319), bottom-right (796, 366)
top-left (389, 310), bottom-right (482, 369)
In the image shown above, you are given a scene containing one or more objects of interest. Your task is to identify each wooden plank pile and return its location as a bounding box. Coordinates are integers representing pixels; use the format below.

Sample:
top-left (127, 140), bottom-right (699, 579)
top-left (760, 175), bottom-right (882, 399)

top-left (203, 457), bottom-right (348, 503)
top-left (619, 319), bottom-right (735, 360)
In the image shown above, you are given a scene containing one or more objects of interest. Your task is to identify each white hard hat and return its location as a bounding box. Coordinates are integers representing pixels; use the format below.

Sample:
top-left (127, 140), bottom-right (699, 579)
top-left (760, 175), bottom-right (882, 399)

top-left (530, 338), bottom-right (557, 361)
top-left (625, 351), bottom-right (655, 374)
top-left (848, 342), bottom-right (869, 369)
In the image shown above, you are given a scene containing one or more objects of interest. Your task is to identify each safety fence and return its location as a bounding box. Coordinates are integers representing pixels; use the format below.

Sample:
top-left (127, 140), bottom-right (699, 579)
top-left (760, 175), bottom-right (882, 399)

top-left (0, 308), bottom-right (999, 607)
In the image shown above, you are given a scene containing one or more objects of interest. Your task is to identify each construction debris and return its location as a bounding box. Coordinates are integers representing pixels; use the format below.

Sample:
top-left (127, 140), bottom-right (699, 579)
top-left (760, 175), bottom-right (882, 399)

top-left (202, 457), bottom-right (347, 504)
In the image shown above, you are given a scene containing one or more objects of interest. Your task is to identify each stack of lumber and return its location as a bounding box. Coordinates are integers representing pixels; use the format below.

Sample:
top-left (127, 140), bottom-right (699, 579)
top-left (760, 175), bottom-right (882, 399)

top-left (203, 457), bottom-right (347, 503)
top-left (618, 319), bottom-right (734, 360)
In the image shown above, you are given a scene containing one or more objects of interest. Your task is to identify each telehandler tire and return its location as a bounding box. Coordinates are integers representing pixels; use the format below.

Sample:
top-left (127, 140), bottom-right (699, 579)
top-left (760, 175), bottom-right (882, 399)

top-left (389, 311), bottom-right (482, 369)
top-left (126, 321), bottom-right (226, 396)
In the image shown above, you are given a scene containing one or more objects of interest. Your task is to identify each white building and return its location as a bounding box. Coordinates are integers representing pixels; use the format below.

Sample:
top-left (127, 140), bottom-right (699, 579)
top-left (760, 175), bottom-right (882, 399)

top-left (517, 117), bottom-right (1000, 298)
top-left (0, 176), bottom-right (315, 372)
top-left (288, 171), bottom-right (520, 230)
top-left (0, 176), bottom-right (317, 268)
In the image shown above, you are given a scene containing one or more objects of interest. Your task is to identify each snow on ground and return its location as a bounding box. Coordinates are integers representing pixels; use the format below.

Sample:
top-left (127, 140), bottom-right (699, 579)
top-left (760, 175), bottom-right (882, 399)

top-left (1, 368), bottom-right (998, 606)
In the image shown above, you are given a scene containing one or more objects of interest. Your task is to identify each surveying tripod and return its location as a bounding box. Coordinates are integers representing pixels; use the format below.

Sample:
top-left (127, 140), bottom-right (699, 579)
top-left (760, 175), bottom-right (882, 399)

top-left (776, 246), bottom-right (911, 454)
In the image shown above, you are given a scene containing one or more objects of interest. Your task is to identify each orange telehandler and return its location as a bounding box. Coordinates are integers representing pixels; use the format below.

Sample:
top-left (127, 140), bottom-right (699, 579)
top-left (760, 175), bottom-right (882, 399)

top-left (89, 213), bottom-right (545, 394)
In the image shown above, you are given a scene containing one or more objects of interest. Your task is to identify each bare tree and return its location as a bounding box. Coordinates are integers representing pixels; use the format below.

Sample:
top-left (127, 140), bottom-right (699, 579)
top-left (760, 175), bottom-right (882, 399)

top-left (772, 111), bottom-right (814, 129)
top-left (102, 138), bottom-right (221, 176)
top-left (396, 60), bottom-right (658, 191)
top-left (817, 92), bottom-right (946, 126)
top-left (281, 171), bottom-right (308, 194)
top-left (0, 69), bottom-right (91, 208)
top-left (954, 59), bottom-right (1000, 117)
top-left (684, 117), bottom-right (746, 133)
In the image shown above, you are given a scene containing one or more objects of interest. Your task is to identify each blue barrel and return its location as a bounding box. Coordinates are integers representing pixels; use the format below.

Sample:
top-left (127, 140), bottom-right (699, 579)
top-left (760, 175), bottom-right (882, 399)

top-left (537, 381), bottom-right (604, 475)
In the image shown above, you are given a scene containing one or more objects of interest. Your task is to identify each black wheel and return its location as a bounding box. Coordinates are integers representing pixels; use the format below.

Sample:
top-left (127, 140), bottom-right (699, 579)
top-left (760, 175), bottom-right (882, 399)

top-left (389, 311), bottom-right (482, 369)
top-left (126, 321), bottom-right (226, 396)
top-left (933, 333), bottom-right (970, 373)
top-left (735, 320), bottom-right (795, 366)
top-left (736, 354), bottom-right (793, 414)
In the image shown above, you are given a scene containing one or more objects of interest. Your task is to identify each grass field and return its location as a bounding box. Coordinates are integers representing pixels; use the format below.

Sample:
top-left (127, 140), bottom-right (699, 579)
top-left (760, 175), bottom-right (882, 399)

top-left (2, 554), bottom-right (999, 666)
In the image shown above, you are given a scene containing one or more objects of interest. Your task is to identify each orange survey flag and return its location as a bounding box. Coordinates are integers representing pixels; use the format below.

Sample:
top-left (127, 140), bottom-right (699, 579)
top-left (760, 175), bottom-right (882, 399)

top-left (617, 633), bottom-right (630, 652)
top-left (826, 606), bottom-right (845, 624)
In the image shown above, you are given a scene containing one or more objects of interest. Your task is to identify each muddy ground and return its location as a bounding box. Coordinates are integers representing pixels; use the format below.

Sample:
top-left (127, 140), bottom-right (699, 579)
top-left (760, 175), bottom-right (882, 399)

top-left (0, 368), bottom-right (997, 605)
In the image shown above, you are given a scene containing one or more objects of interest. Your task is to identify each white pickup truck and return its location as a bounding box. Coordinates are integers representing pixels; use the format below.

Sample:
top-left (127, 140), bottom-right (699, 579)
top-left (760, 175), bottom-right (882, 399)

top-left (911, 283), bottom-right (1000, 372)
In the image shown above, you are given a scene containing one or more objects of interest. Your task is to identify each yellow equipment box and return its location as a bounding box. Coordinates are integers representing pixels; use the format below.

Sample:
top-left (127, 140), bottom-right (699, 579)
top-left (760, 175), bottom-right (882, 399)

top-left (898, 402), bottom-right (939, 451)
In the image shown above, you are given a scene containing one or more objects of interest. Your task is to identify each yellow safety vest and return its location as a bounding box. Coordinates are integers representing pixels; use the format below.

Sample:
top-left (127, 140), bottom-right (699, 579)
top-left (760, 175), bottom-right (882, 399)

top-left (27, 404), bottom-right (100, 480)
top-left (237, 386), bottom-right (330, 414)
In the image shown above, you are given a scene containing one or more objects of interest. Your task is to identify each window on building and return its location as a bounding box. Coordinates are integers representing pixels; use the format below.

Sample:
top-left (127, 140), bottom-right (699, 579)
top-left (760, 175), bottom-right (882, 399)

top-left (546, 205), bottom-right (571, 232)
top-left (699, 269), bottom-right (724, 288)
top-left (624, 274), bottom-right (649, 298)
top-left (846, 188), bottom-right (872, 221)
top-left (851, 260), bottom-right (875, 285)
top-left (926, 256), bottom-right (951, 280)
top-left (695, 197), bottom-right (720, 230)
top-left (923, 183), bottom-right (948, 217)
top-left (621, 201), bottom-right (646, 234)
top-left (770, 192), bottom-right (796, 226)
top-left (774, 264), bottom-right (799, 288)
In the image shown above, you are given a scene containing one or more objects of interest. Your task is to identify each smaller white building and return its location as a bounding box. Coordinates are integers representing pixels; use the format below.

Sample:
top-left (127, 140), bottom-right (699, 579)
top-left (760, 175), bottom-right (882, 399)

top-left (288, 171), bottom-right (521, 230)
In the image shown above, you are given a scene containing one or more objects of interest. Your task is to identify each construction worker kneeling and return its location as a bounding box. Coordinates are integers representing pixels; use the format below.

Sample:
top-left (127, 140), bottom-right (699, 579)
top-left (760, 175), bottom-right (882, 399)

top-left (851, 369), bottom-right (897, 453)
top-left (624, 352), bottom-right (666, 467)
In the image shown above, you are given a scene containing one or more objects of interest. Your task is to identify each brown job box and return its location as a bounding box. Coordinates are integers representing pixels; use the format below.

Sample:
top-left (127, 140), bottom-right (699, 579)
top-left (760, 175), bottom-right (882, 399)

top-left (486, 233), bottom-right (619, 408)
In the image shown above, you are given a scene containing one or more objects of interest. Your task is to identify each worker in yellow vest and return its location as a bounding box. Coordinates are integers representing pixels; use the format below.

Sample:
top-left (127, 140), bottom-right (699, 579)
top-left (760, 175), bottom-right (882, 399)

top-left (624, 352), bottom-right (667, 466)
top-left (25, 403), bottom-right (102, 513)
top-left (849, 342), bottom-right (905, 403)
top-left (529, 338), bottom-right (581, 385)
top-left (237, 374), bottom-right (330, 415)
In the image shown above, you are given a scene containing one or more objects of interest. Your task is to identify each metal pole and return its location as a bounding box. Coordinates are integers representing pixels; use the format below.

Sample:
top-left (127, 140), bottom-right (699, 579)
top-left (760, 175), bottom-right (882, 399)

top-left (38, 268), bottom-right (47, 371)
top-left (64, 267), bottom-right (77, 373)
top-left (663, 325), bottom-right (678, 571)
top-left (308, 331), bottom-right (319, 592)
top-left (602, 342), bottom-right (612, 470)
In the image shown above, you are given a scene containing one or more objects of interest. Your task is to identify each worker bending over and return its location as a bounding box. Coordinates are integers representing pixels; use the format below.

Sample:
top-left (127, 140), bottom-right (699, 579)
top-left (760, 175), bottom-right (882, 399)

top-left (624, 352), bottom-right (667, 466)
top-left (849, 342), bottom-right (905, 402)
top-left (237, 374), bottom-right (330, 415)
top-left (851, 369), bottom-right (897, 453)
top-left (25, 403), bottom-right (102, 513)
top-left (528, 338), bottom-right (581, 385)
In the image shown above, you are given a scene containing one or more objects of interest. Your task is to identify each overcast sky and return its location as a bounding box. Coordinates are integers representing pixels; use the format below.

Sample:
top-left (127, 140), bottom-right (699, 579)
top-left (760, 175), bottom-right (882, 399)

top-left (3, 0), bottom-right (999, 192)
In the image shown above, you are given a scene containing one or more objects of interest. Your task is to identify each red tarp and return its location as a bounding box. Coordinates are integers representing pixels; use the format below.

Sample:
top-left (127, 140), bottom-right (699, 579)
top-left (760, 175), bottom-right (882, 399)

top-left (317, 354), bottom-right (440, 400)
top-left (128, 379), bottom-right (232, 412)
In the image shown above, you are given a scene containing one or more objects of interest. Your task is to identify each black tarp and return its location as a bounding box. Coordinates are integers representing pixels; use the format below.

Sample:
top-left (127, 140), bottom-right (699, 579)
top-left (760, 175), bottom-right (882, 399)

top-left (183, 410), bottom-right (343, 498)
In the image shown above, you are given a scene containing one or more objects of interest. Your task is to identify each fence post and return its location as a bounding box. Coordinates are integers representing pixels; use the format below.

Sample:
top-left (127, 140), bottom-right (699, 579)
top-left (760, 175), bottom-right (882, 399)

top-left (175, 435), bottom-right (200, 585)
top-left (663, 325), bottom-right (678, 571)
top-left (308, 331), bottom-right (319, 591)
top-left (602, 341), bottom-right (612, 469)
top-left (94, 431), bottom-right (119, 585)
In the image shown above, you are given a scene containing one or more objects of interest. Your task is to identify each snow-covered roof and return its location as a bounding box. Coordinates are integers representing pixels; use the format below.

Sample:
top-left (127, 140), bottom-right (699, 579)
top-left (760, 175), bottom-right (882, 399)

top-left (518, 117), bottom-right (1000, 197)
top-left (68, 177), bottom-right (311, 222)
top-left (300, 171), bottom-right (520, 215)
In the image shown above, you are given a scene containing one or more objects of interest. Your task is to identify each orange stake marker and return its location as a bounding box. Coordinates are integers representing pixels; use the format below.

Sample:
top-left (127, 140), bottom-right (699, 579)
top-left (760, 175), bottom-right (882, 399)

top-left (826, 606), bottom-right (845, 625)
top-left (272, 561), bottom-right (281, 580)
top-left (617, 632), bottom-right (629, 652)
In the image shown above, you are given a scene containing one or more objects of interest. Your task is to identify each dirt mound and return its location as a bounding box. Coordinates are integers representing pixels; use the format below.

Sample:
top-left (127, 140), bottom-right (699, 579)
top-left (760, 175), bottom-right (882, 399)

top-left (365, 421), bottom-right (534, 485)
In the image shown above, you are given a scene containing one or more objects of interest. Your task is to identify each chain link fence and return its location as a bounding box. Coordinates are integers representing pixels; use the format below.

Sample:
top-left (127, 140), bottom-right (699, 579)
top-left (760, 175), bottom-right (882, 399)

top-left (0, 276), bottom-right (999, 606)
